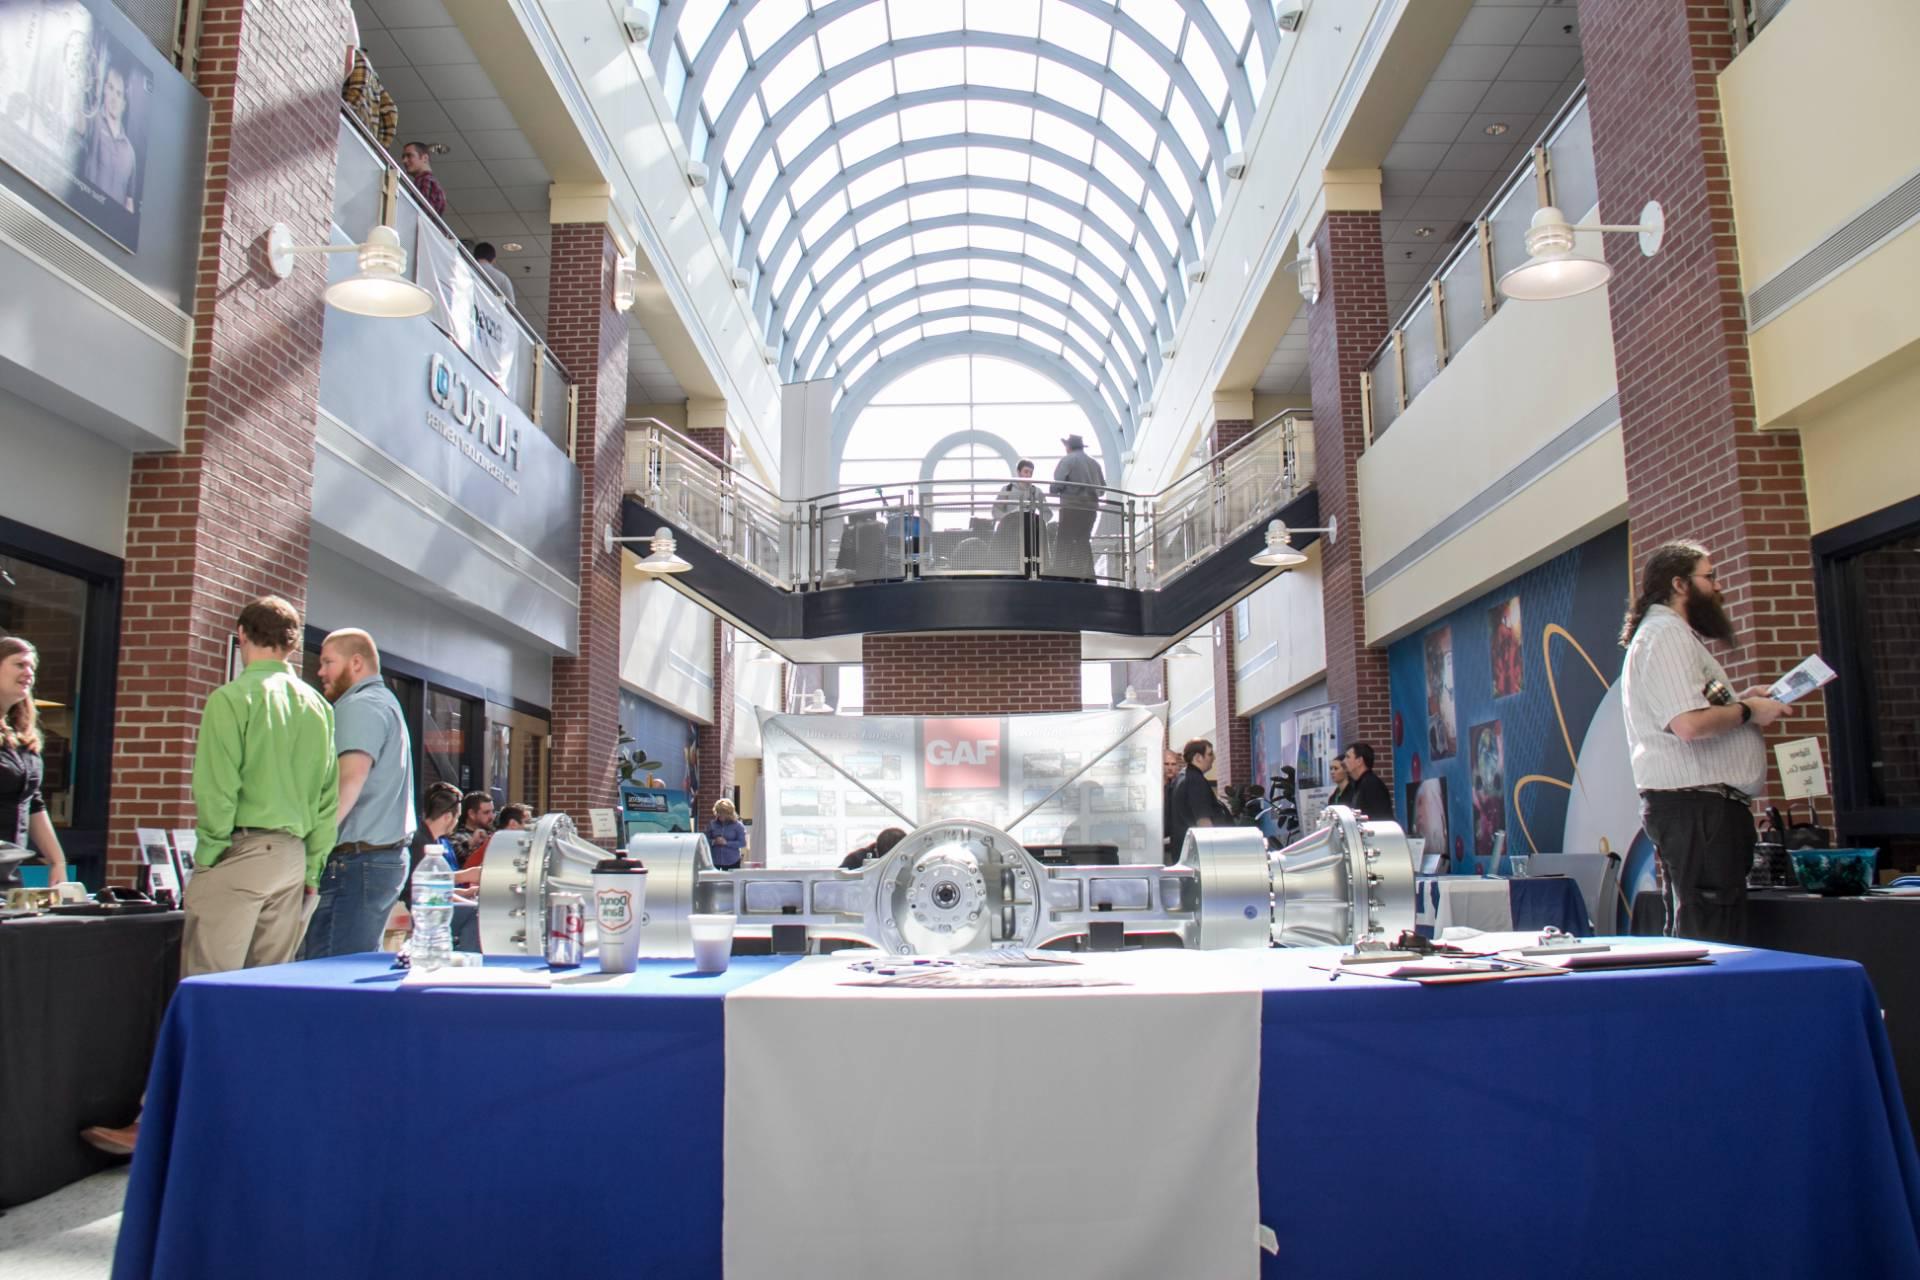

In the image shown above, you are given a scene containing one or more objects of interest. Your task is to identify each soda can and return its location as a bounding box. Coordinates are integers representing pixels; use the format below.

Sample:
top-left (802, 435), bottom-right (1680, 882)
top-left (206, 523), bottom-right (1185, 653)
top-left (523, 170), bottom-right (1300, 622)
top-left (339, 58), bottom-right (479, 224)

top-left (547, 893), bottom-right (584, 969)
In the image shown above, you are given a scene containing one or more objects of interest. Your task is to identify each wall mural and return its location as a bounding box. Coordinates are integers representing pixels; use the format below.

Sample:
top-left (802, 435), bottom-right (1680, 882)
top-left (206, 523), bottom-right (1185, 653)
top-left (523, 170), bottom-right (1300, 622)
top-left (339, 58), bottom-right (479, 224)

top-left (1388, 525), bottom-right (1652, 924)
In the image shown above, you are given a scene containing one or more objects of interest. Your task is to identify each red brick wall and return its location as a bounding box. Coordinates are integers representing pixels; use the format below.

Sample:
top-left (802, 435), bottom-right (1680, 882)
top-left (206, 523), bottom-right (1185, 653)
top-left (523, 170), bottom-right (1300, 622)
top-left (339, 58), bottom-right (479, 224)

top-left (1306, 212), bottom-right (1393, 792)
top-left (1208, 419), bottom-right (1254, 788)
top-left (861, 634), bottom-right (1082, 715)
top-left (106, 0), bottom-right (350, 881)
top-left (546, 224), bottom-right (629, 846)
top-left (1578, 0), bottom-right (1827, 800)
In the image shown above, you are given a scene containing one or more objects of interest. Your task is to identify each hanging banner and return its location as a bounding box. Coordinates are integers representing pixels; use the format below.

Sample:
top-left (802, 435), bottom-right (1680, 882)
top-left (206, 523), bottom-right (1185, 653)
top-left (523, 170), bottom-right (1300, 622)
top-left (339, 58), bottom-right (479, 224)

top-left (0, 0), bottom-right (159, 251)
top-left (415, 225), bottom-right (518, 395)
top-left (1291, 703), bottom-right (1340, 831)
top-left (758, 710), bottom-right (1166, 869)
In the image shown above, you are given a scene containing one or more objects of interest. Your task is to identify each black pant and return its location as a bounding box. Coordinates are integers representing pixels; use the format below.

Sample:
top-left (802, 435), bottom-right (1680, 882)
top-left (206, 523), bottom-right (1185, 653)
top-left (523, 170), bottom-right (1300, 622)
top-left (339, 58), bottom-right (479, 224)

top-left (1639, 790), bottom-right (1755, 943)
top-left (1056, 506), bottom-right (1096, 578)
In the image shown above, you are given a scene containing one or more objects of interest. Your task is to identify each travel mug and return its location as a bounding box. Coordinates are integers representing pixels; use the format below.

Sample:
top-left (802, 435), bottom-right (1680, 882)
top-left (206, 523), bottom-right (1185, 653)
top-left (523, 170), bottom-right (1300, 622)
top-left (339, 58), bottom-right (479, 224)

top-left (689, 914), bottom-right (737, 974)
top-left (592, 855), bottom-right (648, 975)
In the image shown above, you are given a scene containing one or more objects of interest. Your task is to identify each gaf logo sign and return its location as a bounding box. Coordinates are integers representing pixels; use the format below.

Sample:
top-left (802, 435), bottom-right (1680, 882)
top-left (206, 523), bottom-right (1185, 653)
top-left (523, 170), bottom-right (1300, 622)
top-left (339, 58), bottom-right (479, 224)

top-left (921, 718), bottom-right (1006, 790)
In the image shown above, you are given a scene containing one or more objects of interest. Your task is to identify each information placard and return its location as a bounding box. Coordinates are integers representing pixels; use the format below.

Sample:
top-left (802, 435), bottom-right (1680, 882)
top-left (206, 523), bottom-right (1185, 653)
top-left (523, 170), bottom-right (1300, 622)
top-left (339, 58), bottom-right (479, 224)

top-left (1774, 737), bottom-right (1828, 801)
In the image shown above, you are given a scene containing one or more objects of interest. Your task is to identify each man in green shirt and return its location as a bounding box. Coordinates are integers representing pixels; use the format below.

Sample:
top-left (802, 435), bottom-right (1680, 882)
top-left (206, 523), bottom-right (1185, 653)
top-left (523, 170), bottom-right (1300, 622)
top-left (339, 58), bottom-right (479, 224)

top-left (182, 595), bottom-right (339, 977)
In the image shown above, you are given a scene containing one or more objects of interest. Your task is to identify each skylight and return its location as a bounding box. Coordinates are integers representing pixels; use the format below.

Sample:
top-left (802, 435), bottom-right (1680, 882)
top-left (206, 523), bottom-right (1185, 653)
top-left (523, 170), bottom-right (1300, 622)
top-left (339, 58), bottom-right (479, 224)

top-left (649, 0), bottom-right (1279, 451)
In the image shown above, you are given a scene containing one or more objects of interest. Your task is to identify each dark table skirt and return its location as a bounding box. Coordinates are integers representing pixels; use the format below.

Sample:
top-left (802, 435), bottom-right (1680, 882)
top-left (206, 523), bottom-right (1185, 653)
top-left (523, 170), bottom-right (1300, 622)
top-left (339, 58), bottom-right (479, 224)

top-left (1744, 891), bottom-right (1920, 1141)
top-left (0, 912), bottom-right (183, 1207)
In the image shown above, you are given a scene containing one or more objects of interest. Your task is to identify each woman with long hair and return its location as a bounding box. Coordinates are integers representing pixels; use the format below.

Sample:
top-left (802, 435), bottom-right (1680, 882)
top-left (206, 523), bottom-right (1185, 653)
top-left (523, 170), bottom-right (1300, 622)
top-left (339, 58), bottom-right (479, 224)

top-left (0, 636), bottom-right (69, 888)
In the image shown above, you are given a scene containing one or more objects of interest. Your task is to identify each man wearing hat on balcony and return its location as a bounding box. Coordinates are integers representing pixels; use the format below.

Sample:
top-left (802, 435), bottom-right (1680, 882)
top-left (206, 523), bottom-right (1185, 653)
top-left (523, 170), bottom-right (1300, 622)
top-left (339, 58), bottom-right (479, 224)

top-left (1049, 434), bottom-right (1105, 579)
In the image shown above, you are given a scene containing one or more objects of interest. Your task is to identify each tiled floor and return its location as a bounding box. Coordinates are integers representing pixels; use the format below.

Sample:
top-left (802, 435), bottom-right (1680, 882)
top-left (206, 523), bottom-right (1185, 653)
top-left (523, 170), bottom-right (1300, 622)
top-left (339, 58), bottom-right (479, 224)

top-left (0, 1167), bottom-right (126, 1279)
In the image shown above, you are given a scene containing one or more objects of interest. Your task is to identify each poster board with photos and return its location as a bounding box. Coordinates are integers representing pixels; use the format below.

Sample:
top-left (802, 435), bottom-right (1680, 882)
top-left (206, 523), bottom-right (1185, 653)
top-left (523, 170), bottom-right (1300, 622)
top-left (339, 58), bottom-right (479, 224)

top-left (0, 0), bottom-right (157, 250)
top-left (758, 710), bottom-right (1165, 869)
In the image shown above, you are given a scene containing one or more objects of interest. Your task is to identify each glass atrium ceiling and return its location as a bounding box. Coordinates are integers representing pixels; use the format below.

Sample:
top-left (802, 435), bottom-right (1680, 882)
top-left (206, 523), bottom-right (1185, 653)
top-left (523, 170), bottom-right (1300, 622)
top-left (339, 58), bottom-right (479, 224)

top-left (639, 0), bottom-right (1280, 445)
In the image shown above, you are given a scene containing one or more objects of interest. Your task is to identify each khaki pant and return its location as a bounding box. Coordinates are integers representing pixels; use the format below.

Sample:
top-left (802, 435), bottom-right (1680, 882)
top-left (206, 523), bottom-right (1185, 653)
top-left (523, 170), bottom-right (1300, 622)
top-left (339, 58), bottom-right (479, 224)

top-left (181, 831), bottom-right (308, 977)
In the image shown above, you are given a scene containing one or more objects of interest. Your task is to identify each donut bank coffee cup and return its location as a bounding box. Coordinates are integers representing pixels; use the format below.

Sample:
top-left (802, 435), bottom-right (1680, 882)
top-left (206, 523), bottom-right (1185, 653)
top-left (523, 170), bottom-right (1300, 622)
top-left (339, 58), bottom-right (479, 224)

top-left (592, 855), bottom-right (648, 975)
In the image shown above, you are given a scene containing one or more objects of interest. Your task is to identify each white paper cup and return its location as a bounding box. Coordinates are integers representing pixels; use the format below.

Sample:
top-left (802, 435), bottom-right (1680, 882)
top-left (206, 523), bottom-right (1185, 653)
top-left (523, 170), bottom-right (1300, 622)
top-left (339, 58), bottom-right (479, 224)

top-left (689, 913), bottom-right (736, 974)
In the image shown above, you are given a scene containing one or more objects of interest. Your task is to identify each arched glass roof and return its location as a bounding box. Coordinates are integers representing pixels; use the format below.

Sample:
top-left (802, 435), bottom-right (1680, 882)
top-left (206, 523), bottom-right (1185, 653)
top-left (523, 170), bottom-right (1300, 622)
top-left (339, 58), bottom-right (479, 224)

top-left (641, 0), bottom-right (1279, 447)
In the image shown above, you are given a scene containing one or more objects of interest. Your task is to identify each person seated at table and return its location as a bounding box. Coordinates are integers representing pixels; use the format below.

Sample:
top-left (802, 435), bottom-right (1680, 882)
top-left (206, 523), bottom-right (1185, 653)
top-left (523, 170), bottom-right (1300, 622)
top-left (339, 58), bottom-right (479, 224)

top-left (839, 827), bottom-right (906, 870)
top-left (704, 799), bottom-right (747, 869)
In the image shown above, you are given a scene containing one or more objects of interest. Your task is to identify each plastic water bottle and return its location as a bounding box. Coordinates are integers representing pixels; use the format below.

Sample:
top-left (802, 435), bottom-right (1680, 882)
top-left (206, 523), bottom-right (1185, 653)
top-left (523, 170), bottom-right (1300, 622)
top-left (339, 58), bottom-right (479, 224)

top-left (410, 846), bottom-right (455, 971)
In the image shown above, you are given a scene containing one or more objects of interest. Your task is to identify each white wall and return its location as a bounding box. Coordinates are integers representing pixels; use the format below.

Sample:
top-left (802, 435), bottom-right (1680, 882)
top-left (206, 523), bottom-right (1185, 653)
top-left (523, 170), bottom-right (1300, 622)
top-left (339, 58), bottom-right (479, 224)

top-left (1167, 628), bottom-right (1216, 752)
top-left (1235, 545), bottom-right (1327, 715)
top-left (619, 569), bottom-right (716, 725)
top-left (0, 385), bottom-right (131, 557)
top-left (1356, 225), bottom-right (1626, 645)
top-left (306, 544), bottom-right (554, 706)
top-left (733, 638), bottom-right (784, 758)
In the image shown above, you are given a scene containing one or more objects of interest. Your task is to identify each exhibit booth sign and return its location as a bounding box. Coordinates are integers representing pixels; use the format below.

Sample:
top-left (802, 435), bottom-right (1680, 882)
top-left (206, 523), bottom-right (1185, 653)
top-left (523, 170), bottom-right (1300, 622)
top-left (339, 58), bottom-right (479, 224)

top-left (758, 709), bottom-right (1166, 868)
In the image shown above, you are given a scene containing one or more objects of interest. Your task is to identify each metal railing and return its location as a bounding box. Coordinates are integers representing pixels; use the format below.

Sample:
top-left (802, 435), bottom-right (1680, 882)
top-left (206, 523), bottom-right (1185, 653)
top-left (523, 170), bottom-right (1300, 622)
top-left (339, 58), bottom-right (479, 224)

top-left (1728, 0), bottom-right (1794, 52)
top-left (625, 409), bottom-right (1314, 594)
top-left (1362, 92), bottom-right (1593, 443)
top-left (332, 110), bottom-right (576, 454)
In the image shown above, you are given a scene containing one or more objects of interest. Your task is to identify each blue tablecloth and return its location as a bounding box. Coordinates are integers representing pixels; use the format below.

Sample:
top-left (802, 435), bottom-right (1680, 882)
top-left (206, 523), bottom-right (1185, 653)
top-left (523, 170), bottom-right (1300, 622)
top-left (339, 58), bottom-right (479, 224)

top-left (115, 948), bottom-right (1920, 1280)
top-left (113, 954), bottom-right (795, 1280)
top-left (1256, 948), bottom-right (1920, 1278)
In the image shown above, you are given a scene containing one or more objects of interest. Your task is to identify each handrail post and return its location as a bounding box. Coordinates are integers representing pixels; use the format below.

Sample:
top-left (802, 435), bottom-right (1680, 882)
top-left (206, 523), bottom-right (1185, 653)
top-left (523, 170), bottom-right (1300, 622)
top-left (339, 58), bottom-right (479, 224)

top-left (1431, 279), bottom-right (1449, 369)
top-left (1476, 217), bottom-right (1496, 319)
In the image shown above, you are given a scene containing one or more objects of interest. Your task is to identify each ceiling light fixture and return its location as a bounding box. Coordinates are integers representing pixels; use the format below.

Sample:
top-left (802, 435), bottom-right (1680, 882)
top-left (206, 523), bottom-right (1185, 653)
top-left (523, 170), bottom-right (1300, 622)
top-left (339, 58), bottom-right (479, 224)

top-left (1412, 226), bottom-right (1434, 239)
top-left (267, 223), bottom-right (433, 318)
top-left (1498, 201), bottom-right (1665, 302)
top-left (1483, 122), bottom-right (1509, 136)
top-left (1250, 516), bottom-right (1336, 568)
top-left (501, 241), bottom-right (523, 252)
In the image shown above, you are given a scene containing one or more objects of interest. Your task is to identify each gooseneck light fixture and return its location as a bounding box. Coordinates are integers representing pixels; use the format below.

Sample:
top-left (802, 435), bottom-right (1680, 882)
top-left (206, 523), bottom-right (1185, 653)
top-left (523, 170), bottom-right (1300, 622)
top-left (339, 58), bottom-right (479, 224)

top-left (266, 223), bottom-right (434, 318)
top-left (1250, 516), bottom-right (1337, 569)
top-left (1498, 201), bottom-right (1665, 302)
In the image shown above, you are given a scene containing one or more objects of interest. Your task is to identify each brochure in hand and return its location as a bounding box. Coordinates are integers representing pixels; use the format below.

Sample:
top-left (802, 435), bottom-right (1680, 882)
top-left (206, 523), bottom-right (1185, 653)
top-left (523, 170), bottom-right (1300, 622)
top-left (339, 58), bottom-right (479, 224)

top-left (1769, 655), bottom-right (1836, 705)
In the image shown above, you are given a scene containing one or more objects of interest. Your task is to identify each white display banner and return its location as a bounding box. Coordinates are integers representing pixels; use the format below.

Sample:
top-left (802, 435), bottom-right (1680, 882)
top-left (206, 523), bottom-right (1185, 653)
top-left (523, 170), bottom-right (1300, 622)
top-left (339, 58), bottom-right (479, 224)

top-left (416, 226), bottom-right (518, 394)
top-left (758, 710), bottom-right (1165, 868)
top-left (724, 952), bottom-right (1263, 1280)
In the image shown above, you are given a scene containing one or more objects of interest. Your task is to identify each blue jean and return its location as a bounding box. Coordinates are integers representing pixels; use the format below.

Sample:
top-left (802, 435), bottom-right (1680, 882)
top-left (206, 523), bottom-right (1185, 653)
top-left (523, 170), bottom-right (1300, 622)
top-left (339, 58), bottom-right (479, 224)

top-left (301, 849), bottom-right (409, 959)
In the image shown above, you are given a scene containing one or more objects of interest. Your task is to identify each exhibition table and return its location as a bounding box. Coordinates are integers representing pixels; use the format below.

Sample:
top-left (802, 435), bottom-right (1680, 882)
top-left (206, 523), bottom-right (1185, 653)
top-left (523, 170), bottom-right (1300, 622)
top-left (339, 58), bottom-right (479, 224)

top-left (0, 911), bottom-right (182, 1208)
top-left (115, 947), bottom-right (1920, 1280)
top-left (1414, 874), bottom-right (1591, 937)
top-left (1745, 889), bottom-right (1920, 1140)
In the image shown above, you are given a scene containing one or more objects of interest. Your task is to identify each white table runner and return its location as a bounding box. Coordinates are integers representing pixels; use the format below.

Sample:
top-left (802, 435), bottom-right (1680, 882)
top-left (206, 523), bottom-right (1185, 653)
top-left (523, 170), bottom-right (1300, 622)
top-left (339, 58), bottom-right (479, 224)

top-left (723, 950), bottom-right (1263, 1280)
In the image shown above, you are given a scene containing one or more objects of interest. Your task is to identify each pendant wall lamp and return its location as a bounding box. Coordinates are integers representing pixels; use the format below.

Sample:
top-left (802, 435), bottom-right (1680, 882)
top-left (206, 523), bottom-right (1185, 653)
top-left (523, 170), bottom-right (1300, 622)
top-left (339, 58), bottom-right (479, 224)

top-left (1498, 201), bottom-right (1665, 302)
top-left (266, 223), bottom-right (433, 318)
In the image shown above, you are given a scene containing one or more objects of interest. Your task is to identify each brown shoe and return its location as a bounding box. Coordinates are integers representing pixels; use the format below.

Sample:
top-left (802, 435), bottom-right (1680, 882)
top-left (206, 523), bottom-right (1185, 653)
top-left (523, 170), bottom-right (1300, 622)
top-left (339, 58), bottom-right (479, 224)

top-left (81, 1122), bottom-right (139, 1156)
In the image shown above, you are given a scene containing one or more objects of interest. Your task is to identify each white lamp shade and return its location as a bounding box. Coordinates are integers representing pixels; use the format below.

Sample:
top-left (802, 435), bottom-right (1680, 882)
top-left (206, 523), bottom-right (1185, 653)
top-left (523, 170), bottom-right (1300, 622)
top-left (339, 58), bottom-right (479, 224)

top-left (1498, 252), bottom-right (1613, 302)
top-left (635, 529), bottom-right (691, 574)
top-left (324, 273), bottom-right (434, 317)
top-left (1251, 520), bottom-right (1309, 568)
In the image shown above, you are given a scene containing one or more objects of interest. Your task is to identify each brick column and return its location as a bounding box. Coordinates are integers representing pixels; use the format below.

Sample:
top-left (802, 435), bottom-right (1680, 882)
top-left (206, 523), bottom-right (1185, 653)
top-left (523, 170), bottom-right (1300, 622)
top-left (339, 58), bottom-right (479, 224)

top-left (1306, 213), bottom-right (1393, 792)
top-left (1578, 0), bottom-right (1827, 794)
top-left (1208, 417), bottom-right (1253, 789)
top-left (682, 424), bottom-right (735, 825)
top-left (861, 634), bottom-right (1082, 715)
top-left (546, 223), bottom-right (629, 845)
top-left (106, 0), bottom-right (350, 882)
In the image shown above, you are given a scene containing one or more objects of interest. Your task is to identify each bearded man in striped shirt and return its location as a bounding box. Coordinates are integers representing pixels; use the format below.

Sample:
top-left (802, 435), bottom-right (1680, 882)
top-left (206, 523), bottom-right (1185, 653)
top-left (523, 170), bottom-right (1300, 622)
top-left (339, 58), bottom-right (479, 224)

top-left (1620, 542), bottom-right (1791, 942)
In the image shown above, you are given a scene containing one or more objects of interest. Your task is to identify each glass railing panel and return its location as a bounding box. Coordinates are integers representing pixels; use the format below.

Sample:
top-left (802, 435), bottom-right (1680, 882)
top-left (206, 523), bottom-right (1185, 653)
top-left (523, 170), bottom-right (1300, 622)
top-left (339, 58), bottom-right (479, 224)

top-left (1038, 496), bottom-right (1128, 585)
top-left (1220, 429), bottom-right (1288, 538)
top-left (332, 118), bottom-right (385, 243)
top-left (1369, 346), bottom-right (1402, 438)
top-left (1486, 170), bottom-right (1541, 287)
top-left (1402, 293), bottom-right (1442, 402)
top-left (1439, 246), bottom-right (1485, 365)
top-left (539, 353), bottom-right (571, 453)
top-left (1546, 101), bottom-right (1597, 224)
